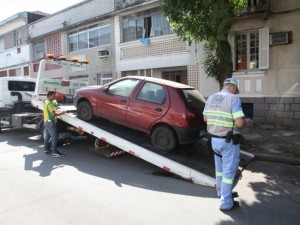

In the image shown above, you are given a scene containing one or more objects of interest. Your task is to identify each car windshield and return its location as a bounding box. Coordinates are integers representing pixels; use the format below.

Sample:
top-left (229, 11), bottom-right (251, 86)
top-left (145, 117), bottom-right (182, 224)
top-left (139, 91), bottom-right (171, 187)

top-left (181, 88), bottom-right (206, 111)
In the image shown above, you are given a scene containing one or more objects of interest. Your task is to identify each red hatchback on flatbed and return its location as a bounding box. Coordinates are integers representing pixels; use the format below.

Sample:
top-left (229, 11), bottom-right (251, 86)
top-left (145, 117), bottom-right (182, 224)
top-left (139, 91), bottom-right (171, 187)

top-left (74, 76), bottom-right (207, 151)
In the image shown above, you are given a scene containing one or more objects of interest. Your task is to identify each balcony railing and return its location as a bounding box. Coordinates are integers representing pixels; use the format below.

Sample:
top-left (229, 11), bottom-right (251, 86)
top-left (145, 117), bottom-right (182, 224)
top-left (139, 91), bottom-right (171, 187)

top-left (114, 0), bottom-right (151, 10)
top-left (239, 0), bottom-right (269, 16)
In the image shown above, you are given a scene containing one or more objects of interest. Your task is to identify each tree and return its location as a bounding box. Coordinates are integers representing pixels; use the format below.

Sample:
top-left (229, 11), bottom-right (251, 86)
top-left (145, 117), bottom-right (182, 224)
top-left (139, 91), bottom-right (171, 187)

top-left (161, 0), bottom-right (246, 89)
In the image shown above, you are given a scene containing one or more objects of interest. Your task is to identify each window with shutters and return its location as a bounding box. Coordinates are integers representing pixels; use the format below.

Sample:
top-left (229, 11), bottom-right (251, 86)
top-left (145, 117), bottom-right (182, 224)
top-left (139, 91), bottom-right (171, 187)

top-left (234, 27), bottom-right (269, 72)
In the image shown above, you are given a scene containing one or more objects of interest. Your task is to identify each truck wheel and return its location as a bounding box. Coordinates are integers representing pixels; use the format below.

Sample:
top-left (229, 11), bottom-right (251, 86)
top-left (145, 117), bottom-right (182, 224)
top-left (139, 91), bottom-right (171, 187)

top-left (40, 124), bottom-right (46, 141)
top-left (77, 101), bottom-right (93, 121)
top-left (151, 125), bottom-right (177, 152)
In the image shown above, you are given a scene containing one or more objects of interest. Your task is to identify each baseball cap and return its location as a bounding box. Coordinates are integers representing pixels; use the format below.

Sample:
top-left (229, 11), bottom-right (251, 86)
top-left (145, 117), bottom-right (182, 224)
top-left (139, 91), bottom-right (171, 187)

top-left (223, 78), bottom-right (239, 94)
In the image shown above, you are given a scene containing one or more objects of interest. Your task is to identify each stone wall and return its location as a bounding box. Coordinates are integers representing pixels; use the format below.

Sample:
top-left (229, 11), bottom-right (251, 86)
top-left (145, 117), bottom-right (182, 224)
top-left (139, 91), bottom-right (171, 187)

top-left (242, 97), bottom-right (300, 128)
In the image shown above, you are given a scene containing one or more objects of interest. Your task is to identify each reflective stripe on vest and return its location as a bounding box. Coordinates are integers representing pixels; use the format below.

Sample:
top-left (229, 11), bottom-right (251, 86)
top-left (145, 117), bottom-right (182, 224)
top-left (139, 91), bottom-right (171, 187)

top-left (203, 91), bottom-right (239, 136)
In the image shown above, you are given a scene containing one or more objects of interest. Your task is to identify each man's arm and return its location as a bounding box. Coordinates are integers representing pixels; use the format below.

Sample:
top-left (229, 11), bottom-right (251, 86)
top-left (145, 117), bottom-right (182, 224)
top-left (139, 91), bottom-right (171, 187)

top-left (203, 115), bottom-right (207, 122)
top-left (50, 107), bottom-right (65, 117)
top-left (235, 118), bottom-right (252, 128)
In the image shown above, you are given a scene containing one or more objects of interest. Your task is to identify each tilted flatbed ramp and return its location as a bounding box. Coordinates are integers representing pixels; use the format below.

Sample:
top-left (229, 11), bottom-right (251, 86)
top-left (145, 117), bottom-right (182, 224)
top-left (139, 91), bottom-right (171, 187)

top-left (36, 102), bottom-right (216, 187)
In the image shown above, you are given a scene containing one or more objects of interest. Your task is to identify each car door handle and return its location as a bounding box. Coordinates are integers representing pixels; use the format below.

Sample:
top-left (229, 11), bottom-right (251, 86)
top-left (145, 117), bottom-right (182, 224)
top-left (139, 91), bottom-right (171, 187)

top-left (155, 108), bottom-right (162, 112)
top-left (121, 99), bottom-right (127, 103)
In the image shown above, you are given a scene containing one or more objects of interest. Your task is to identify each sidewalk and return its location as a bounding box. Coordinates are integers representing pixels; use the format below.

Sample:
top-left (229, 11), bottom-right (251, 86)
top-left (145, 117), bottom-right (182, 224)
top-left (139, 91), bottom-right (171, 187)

top-left (240, 126), bottom-right (300, 165)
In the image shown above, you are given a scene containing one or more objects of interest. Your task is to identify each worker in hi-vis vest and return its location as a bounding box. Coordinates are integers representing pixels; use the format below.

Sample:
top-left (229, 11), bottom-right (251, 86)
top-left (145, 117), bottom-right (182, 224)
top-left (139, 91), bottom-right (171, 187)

top-left (203, 78), bottom-right (252, 211)
top-left (43, 91), bottom-right (65, 158)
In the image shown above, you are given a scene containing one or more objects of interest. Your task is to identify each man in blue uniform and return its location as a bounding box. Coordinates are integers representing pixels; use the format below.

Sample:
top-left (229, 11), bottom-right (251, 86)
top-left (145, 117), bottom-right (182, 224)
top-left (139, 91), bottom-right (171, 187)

top-left (203, 78), bottom-right (252, 211)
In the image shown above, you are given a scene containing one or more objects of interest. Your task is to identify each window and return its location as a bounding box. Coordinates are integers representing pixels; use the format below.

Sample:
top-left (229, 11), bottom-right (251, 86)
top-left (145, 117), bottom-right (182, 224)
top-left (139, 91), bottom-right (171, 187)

top-left (0, 37), bottom-right (4, 52)
top-left (14, 31), bottom-right (22, 46)
top-left (234, 28), bottom-right (269, 71)
top-left (107, 79), bottom-right (140, 97)
top-left (97, 73), bottom-right (113, 85)
top-left (137, 82), bottom-right (166, 104)
top-left (8, 81), bottom-right (36, 91)
top-left (181, 89), bottom-right (206, 111)
top-left (68, 24), bottom-right (111, 52)
top-left (33, 42), bottom-right (45, 60)
top-left (121, 8), bottom-right (172, 43)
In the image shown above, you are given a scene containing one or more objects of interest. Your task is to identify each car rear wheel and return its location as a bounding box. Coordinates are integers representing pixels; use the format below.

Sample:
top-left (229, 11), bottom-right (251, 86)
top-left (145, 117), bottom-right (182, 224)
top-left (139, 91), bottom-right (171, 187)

top-left (151, 125), bottom-right (177, 152)
top-left (77, 101), bottom-right (93, 121)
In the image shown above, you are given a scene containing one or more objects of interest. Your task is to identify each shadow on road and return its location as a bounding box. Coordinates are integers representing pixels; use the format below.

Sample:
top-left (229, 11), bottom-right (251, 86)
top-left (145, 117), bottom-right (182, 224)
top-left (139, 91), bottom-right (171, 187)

top-left (1, 128), bottom-right (218, 199)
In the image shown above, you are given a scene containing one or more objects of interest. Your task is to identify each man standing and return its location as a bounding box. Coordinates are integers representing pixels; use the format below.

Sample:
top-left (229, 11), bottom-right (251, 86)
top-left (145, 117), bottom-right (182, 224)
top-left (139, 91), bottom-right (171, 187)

top-left (203, 78), bottom-right (252, 211)
top-left (43, 91), bottom-right (65, 157)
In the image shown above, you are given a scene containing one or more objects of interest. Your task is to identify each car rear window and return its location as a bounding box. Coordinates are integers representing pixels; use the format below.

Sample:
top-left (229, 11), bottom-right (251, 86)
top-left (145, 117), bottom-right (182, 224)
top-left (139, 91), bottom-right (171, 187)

top-left (181, 89), bottom-right (206, 111)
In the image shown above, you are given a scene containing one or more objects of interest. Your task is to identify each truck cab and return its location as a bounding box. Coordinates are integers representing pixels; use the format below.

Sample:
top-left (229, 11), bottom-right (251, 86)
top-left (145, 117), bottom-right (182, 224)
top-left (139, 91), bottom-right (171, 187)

top-left (0, 77), bottom-right (36, 110)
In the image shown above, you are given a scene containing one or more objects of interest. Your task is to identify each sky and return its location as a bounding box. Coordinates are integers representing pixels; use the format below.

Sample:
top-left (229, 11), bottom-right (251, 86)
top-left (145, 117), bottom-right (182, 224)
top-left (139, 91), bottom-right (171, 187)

top-left (0, 0), bottom-right (84, 21)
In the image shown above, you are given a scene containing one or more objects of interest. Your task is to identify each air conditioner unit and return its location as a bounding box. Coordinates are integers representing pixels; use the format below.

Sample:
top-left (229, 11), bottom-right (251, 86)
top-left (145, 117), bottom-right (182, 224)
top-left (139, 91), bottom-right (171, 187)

top-left (269, 32), bottom-right (291, 46)
top-left (98, 49), bottom-right (110, 58)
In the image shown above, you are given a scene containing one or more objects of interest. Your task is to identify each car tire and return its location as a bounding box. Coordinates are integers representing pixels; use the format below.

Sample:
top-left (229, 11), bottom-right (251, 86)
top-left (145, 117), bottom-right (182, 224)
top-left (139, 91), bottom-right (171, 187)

top-left (77, 101), bottom-right (93, 121)
top-left (151, 125), bottom-right (177, 152)
top-left (40, 123), bottom-right (46, 141)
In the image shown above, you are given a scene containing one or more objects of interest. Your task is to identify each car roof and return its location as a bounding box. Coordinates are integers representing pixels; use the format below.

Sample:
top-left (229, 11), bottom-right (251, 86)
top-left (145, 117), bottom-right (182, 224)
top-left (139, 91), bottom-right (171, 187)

top-left (124, 76), bottom-right (194, 89)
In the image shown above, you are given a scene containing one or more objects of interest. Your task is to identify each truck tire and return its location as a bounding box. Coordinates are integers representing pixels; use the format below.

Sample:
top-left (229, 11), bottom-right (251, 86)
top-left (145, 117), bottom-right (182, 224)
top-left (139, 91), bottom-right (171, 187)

top-left (151, 125), bottom-right (177, 152)
top-left (77, 101), bottom-right (93, 121)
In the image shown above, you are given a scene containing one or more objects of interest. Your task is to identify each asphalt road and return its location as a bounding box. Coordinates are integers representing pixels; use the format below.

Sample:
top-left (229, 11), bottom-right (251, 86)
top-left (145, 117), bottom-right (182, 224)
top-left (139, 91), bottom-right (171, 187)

top-left (0, 128), bottom-right (299, 225)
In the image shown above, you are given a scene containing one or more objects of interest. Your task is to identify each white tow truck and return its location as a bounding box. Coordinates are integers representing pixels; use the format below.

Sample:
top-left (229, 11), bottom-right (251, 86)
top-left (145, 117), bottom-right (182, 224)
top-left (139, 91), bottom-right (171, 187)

top-left (29, 56), bottom-right (217, 187)
top-left (0, 77), bottom-right (43, 132)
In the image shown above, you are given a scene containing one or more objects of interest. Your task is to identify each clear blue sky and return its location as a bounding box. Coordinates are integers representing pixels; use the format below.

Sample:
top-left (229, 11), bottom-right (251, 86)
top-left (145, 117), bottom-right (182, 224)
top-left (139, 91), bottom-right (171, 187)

top-left (0, 0), bottom-right (84, 21)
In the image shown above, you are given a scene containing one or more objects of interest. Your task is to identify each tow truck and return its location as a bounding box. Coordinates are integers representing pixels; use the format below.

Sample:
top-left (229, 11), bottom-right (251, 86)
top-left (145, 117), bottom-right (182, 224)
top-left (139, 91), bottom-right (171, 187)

top-left (30, 55), bottom-right (253, 187)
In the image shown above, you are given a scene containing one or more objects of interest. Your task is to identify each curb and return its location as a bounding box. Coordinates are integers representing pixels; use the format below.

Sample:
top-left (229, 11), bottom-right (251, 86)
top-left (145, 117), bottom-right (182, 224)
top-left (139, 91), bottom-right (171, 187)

top-left (252, 152), bottom-right (300, 165)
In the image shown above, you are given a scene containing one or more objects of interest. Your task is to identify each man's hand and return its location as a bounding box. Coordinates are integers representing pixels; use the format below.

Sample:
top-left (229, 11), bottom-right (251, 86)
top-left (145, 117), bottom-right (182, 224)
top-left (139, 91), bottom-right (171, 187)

top-left (244, 118), bottom-right (253, 126)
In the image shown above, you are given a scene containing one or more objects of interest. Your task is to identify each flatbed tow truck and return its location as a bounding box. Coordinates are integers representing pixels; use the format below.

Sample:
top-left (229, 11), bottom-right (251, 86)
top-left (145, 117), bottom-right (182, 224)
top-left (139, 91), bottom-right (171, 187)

top-left (30, 56), bottom-right (254, 188)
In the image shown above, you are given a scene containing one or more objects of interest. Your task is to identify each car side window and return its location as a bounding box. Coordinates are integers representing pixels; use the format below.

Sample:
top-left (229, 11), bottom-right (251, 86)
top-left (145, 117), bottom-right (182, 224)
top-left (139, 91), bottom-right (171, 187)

top-left (136, 82), bottom-right (166, 104)
top-left (107, 79), bottom-right (140, 97)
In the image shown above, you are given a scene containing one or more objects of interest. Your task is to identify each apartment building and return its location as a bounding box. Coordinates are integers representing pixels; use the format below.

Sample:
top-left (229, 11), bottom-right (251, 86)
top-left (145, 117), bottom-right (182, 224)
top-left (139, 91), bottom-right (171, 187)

top-left (114, 0), bottom-right (203, 91)
top-left (227, 0), bottom-right (300, 127)
top-left (0, 11), bottom-right (46, 77)
top-left (28, 0), bottom-right (116, 86)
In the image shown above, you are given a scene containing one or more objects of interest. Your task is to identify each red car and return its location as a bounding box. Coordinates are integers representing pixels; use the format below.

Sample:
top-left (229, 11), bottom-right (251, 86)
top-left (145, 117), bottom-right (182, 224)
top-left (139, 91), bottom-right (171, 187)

top-left (74, 76), bottom-right (207, 151)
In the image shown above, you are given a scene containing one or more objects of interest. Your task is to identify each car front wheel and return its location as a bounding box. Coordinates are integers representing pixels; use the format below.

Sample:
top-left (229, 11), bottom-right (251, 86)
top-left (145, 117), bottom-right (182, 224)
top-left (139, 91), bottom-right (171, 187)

top-left (151, 125), bottom-right (177, 152)
top-left (77, 101), bottom-right (93, 121)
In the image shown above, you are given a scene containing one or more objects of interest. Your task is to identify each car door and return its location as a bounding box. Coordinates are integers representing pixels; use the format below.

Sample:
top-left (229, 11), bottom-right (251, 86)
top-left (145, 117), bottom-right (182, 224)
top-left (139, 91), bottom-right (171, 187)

top-left (96, 78), bottom-right (141, 125)
top-left (125, 81), bottom-right (169, 133)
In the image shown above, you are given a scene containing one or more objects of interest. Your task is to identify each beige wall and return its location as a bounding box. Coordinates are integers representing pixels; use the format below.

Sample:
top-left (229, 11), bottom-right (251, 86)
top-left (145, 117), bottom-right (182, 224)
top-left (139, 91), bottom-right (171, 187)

top-left (232, 7), bottom-right (300, 98)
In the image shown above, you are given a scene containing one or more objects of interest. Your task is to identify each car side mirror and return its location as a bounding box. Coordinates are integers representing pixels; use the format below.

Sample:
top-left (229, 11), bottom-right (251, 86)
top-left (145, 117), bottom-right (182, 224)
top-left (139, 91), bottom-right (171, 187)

top-left (103, 86), bottom-right (109, 93)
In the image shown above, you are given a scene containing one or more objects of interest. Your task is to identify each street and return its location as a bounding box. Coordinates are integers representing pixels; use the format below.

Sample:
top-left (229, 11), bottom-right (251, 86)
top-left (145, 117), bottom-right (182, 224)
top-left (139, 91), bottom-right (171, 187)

top-left (0, 128), bottom-right (299, 225)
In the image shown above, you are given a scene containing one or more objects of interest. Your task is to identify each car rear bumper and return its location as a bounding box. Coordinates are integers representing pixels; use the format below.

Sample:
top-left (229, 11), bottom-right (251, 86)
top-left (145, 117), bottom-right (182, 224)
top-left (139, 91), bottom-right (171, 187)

top-left (173, 126), bottom-right (206, 145)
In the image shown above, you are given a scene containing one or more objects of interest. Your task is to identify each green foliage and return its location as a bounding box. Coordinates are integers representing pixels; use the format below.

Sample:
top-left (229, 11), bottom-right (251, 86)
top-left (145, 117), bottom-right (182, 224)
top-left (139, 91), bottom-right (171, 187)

top-left (161, 0), bottom-right (246, 88)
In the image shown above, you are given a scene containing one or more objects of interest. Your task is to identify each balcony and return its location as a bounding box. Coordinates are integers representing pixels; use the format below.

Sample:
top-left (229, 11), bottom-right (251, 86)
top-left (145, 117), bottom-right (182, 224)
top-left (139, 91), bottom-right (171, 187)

top-left (114, 0), bottom-right (152, 10)
top-left (238, 0), bottom-right (269, 17)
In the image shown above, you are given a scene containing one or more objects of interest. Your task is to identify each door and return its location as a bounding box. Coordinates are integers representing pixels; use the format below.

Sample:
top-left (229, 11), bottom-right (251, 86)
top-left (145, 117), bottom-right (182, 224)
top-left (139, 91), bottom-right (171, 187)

top-left (126, 81), bottom-right (169, 133)
top-left (96, 78), bottom-right (141, 125)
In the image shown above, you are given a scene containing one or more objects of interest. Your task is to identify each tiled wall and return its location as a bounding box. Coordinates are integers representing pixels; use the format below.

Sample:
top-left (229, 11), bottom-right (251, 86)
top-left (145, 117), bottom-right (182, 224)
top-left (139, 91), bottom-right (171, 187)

top-left (121, 39), bottom-right (187, 59)
top-left (242, 97), bottom-right (300, 127)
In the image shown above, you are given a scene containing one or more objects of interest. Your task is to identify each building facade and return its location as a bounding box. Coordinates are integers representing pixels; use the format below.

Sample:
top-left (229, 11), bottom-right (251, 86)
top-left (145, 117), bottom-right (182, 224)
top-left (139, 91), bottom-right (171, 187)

top-left (0, 0), bottom-right (299, 127)
top-left (28, 0), bottom-right (116, 86)
top-left (0, 11), bottom-right (46, 77)
top-left (227, 0), bottom-right (300, 127)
